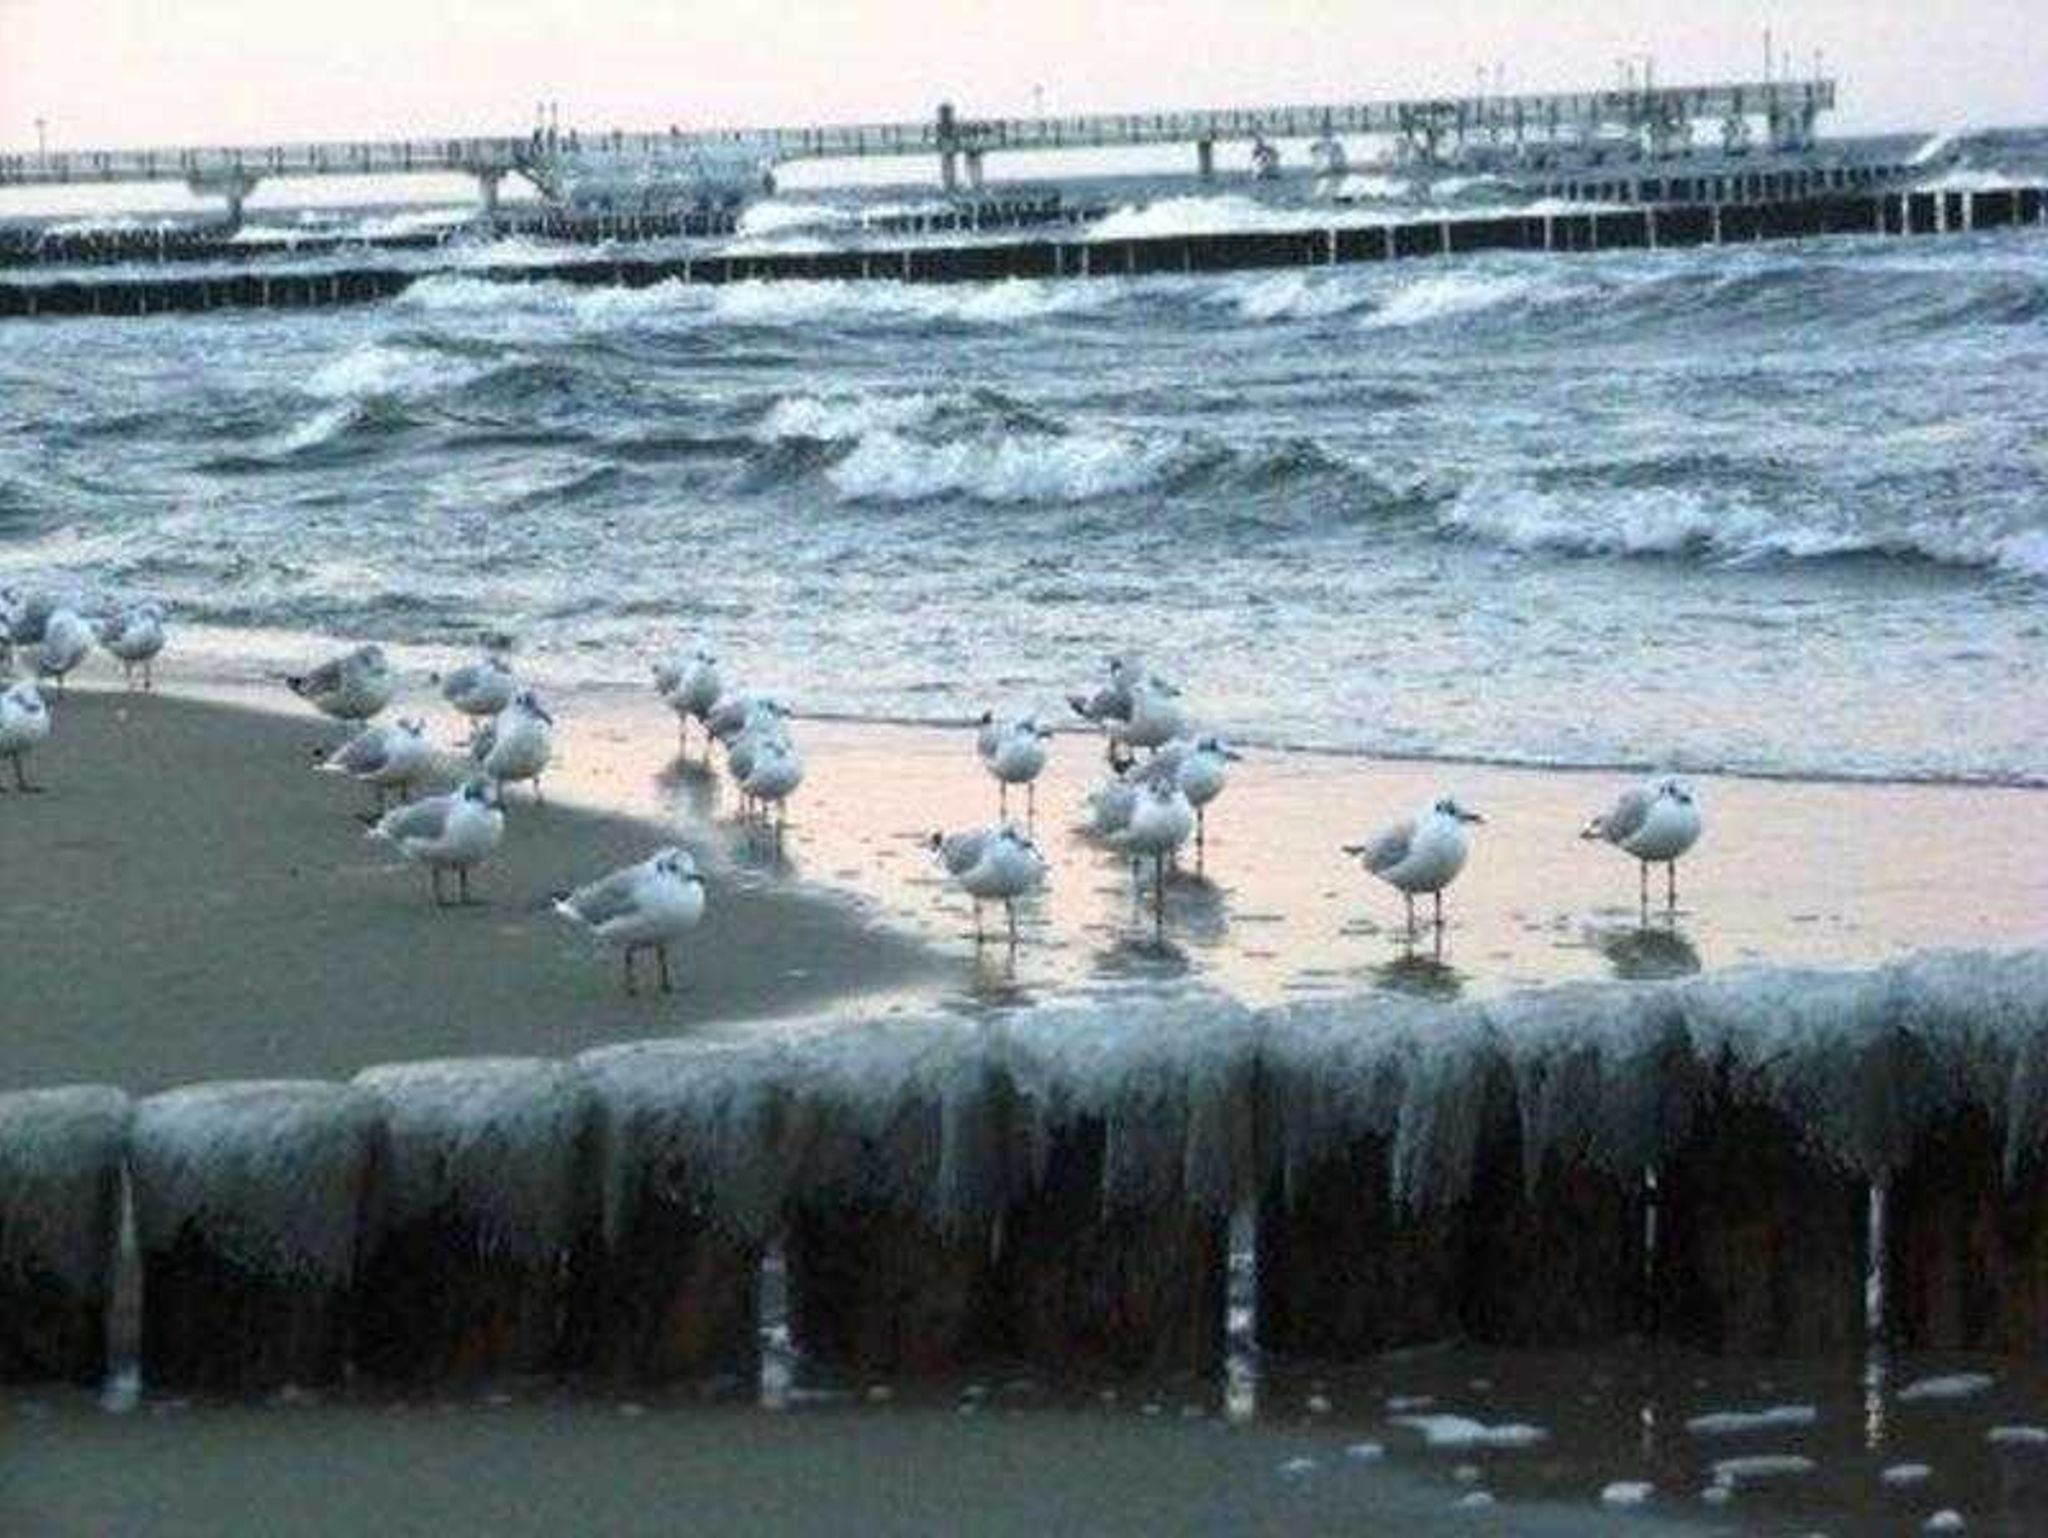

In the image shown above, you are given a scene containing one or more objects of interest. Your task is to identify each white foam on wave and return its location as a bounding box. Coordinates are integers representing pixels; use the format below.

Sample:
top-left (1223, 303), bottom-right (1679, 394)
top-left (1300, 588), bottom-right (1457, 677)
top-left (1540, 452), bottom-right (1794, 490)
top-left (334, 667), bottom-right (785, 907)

top-left (304, 341), bottom-right (493, 403)
top-left (753, 392), bottom-right (942, 443)
top-left (711, 276), bottom-right (1107, 329)
top-left (1363, 270), bottom-right (1552, 330)
top-left (1088, 194), bottom-right (1284, 241)
top-left (828, 425), bottom-right (1186, 504)
top-left (1216, 270), bottom-right (1376, 324)
top-left (1916, 167), bottom-right (2023, 193)
top-left (737, 199), bottom-right (860, 239)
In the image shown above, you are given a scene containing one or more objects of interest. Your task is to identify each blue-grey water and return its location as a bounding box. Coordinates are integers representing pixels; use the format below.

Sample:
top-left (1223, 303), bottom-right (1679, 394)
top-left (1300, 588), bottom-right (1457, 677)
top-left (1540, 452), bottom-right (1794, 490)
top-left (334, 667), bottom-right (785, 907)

top-left (3, 179), bottom-right (2046, 785)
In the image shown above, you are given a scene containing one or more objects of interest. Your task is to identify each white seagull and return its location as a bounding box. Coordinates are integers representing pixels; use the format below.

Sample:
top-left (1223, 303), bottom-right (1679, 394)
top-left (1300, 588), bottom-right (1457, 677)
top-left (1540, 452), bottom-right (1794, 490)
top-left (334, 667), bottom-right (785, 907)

top-left (35, 607), bottom-right (94, 694)
top-left (96, 603), bottom-right (167, 691)
top-left (976, 712), bottom-right (1054, 820)
top-left (1110, 674), bottom-right (1190, 756)
top-left (1067, 654), bottom-right (1143, 728)
top-left (287, 643), bottom-right (395, 727)
top-left (654, 648), bottom-right (724, 753)
top-left (1172, 735), bottom-right (1243, 856)
top-left (1345, 796), bottom-right (1485, 936)
top-left (929, 823), bottom-right (1047, 945)
top-left (1583, 776), bottom-right (1704, 911)
top-left (555, 846), bottom-right (708, 995)
top-left (367, 776), bottom-right (504, 906)
top-left (441, 652), bottom-right (516, 739)
top-left (470, 689), bottom-right (555, 801)
top-left (0, 681), bottom-right (52, 792)
top-left (741, 736), bottom-right (804, 829)
top-left (320, 716), bottom-right (432, 816)
top-left (1117, 774), bottom-right (1196, 927)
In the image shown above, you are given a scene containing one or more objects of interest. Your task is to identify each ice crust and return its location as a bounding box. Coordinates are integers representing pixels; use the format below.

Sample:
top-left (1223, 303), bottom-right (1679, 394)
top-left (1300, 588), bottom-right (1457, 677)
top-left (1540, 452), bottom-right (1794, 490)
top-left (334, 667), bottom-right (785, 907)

top-left (353, 1058), bottom-right (595, 1263)
top-left (4, 950), bottom-right (2043, 1276)
top-left (0, 1085), bottom-right (130, 1290)
top-left (131, 1081), bottom-right (380, 1283)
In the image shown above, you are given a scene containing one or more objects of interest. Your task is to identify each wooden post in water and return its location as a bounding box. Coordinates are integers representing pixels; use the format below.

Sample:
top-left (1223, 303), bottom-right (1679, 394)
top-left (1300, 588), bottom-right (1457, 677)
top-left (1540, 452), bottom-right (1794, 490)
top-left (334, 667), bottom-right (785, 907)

top-left (351, 1059), bottom-right (598, 1385)
top-left (1654, 1051), bottom-right (1867, 1354)
top-left (0, 1087), bottom-right (130, 1385)
top-left (133, 1081), bottom-right (380, 1393)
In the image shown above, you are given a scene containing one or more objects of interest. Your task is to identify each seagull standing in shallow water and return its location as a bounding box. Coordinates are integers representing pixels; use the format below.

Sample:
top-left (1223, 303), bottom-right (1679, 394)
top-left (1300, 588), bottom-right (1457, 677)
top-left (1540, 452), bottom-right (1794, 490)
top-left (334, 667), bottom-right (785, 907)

top-left (1345, 796), bottom-right (1484, 937)
top-left (1583, 776), bottom-right (1703, 912)
top-left (367, 777), bottom-right (504, 906)
top-left (930, 824), bottom-right (1046, 946)
top-left (977, 713), bottom-right (1054, 821)
top-left (471, 689), bottom-right (555, 802)
top-left (0, 681), bottom-right (51, 792)
top-left (654, 649), bottom-right (724, 754)
top-left (287, 643), bottom-right (395, 727)
top-left (1117, 775), bottom-right (1196, 930)
top-left (1172, 735), bottom-right (1243, 860)
top-left (555, 846), bottom-right (707, 994)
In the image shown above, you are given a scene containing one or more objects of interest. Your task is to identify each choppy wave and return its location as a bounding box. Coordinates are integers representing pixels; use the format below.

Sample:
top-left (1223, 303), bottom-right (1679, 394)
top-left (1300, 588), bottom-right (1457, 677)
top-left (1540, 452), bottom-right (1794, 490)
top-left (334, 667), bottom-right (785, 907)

top-left (827, 425), bottom-right (1195, 504)
top-left (1439, 480), bottom-right (2048, 579)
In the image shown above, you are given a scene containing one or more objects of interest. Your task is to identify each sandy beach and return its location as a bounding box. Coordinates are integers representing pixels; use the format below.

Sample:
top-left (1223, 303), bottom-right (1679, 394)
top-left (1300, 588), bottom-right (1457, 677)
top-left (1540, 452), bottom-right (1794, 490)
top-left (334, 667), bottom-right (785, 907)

top-left (0, 688), bottom-right (939, 1092)
top-left (4, 660), bottom-right (2045, 1093)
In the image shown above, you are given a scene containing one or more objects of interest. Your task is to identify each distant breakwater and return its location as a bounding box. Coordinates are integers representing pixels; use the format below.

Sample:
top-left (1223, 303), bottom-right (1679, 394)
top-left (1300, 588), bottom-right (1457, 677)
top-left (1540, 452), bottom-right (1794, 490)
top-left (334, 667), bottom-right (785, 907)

top-left (1, 186), bottom-right (2043, 323)
top-left (3, 951), bottom-right (2045, 1395)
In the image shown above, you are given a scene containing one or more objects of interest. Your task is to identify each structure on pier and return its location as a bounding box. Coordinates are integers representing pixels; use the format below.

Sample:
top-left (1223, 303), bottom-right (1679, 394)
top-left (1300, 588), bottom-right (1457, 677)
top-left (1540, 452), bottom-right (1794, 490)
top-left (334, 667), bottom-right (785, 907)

top-left (0, 77), bottom-right (1835, 222)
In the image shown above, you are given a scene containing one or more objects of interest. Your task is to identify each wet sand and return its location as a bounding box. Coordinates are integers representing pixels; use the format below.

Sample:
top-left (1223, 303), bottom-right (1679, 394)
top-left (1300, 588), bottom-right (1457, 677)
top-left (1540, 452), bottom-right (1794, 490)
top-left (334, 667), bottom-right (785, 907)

top-left (0, 690), bottom-right (939, 1092)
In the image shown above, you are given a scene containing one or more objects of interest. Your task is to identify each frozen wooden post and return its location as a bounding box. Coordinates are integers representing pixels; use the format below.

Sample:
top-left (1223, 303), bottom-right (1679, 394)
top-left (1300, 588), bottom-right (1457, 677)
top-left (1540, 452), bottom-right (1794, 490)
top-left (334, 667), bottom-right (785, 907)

top-left (565, 1044), bottom-right (773, 1385)
top-left (0, 1087), bottom-right (130, 1385)
top-left (1654, 1051), bottom-right (1865, 1354)
top-left (1889, 1107), bottom-right (2048, 1352)
top-left (352, 1059), bottom-right (598, 1384)
top-left (995, 1110), bottom-right (1228, 1377)
top-left (1257, 1129), bottom-right (1465, 1354)
top-left (133, 1081), bottom-right (379, 1393)
top-left (785, 1071), bottom-right (1008, 1375)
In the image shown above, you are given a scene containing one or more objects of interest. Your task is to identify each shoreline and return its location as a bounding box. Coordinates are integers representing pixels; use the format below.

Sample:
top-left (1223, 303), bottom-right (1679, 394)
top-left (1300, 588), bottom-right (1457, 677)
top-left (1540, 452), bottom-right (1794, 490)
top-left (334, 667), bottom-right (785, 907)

top-left (5, 656), bottom-right (2045, 1093)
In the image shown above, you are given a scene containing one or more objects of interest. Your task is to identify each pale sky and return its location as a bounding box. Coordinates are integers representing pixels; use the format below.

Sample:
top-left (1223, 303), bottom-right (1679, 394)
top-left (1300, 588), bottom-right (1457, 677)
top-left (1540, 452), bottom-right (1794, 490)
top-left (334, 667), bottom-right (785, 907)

top-left (2, 0), bottom-right (2042, 155)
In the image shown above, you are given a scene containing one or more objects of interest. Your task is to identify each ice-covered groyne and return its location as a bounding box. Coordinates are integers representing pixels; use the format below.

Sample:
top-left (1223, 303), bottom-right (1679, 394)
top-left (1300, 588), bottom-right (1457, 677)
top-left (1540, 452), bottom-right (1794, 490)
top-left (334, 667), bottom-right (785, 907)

top-left (2, 951), bottom-right (2044, 1393)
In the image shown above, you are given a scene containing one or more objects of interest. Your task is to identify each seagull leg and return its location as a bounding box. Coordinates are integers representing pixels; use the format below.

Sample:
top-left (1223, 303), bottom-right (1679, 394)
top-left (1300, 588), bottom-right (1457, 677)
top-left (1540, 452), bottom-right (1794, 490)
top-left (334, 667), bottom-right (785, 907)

top-left (1000, 782), bottom-right (1009, 819)
top-left (1667, 861), bottom-right (1678, 913)
top-left (973, 901), bottom-right (985, 947)
top-left (623, 946), bottom-right (638, 997)
top-left (1639, 860), bottom-right (1649, 919)
top-left (1153, 854), bottom-right (1166, 935)
top-left (144, 657), bottom-right (154, 691)
top-left (430, 867), bottom-right (447, 908)
top-left (1007, 899), bottom-right (1019, 950)
top-left (657, 944), bottom-right (673, 994)
top-left (1026, 780), bottom-right (1036, 827)
top-left (1404, 892), bottom-right (1416, 941)
top-left (1433, 889), bottom-right (1444, 930)
top-left (1196, 806), bottom-right (1207, 872)
top-left (533, 776), bottom-right (545, 806)
top-left (458, 865), bottom-right (477, 905)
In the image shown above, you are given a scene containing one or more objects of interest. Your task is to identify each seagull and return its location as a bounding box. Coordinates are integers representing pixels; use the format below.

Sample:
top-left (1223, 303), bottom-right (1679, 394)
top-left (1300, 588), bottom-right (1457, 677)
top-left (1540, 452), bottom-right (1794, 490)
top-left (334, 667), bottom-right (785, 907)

top-left (0, 617), bottom-right (15, 680)
top-left (704, 690), bottom-right (778, 747)
top-left (1172, 735), bottom-right (1243, 857)
top-left (1345, 796), bottom-right (1485, 937)
top-left (1583, 776), bottom-right (1703, 911)
top-left (929, 823), bottom-right (1046, 945)
top-left (35, 607), bottom-right (93, 694)
top-left (319, 717), bottom-right (432, 817)
top-left (654, 648), bottom-right (724, 753)
top-left (1110, 674), bottom-right (1189, 756)
top-left (0, 681), bottom-right (51, 792)
top-left (287, 643), bottom-right (395, 727)
top-left (1117, 775), bottom-right (1196, 928)
top-left (740, 736), bottom-right (804, 830)
top-left (367, 777), bottom-right (504, 906)
top-left (977, 713), bottom-right (1054, 820)
top-left (441, 652), bottom-right (516, 739)
top-left (96, 603), bottom-right (167, 691)
top-left (1067, 654), bottom-right (1143, 728)
top-left (470, 689), bottom-right (554, 801)
top-left (555, 846), bottom-right (708, 994)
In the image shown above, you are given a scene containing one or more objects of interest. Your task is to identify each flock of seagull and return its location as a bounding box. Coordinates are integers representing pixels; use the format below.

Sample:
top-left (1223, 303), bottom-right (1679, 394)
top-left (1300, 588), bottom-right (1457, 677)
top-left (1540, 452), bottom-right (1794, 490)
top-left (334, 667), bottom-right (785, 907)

top-left (1, 591), bottom-right (1708, 996)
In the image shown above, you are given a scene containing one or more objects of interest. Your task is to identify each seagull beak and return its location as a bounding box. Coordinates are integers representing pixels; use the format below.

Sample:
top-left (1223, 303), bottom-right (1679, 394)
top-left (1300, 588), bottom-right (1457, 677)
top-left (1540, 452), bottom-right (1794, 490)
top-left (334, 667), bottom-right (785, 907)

top-left (1462, 810), bottom-right (1486, 825)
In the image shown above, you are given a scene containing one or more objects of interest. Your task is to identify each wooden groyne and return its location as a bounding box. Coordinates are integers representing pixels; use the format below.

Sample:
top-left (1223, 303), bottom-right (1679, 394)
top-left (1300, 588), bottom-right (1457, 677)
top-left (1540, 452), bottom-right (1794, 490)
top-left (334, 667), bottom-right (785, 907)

top-left (3, 951), bottom-right (2044, 1395)
top-left (1, 186), bottom-right (2041, 322)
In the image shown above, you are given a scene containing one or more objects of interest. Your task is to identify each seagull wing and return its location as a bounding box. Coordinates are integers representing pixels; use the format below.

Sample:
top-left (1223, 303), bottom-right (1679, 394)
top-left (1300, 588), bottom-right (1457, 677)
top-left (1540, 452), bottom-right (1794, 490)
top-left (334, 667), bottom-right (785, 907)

top-left (1594, 786), bottom-right (1652, 845)
top-left (560, 865), bottom-right (645, 927)
top-left (1358, 819), bottom-right (1414, 875)
top-left (291, 655), bottom-right (346, 698)
top-left (334, 730), bottom-right (391, 776)
top-left (378, 796), bottom-right (452, 843)
top-left (939, 829), bottom-right (991, 876)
